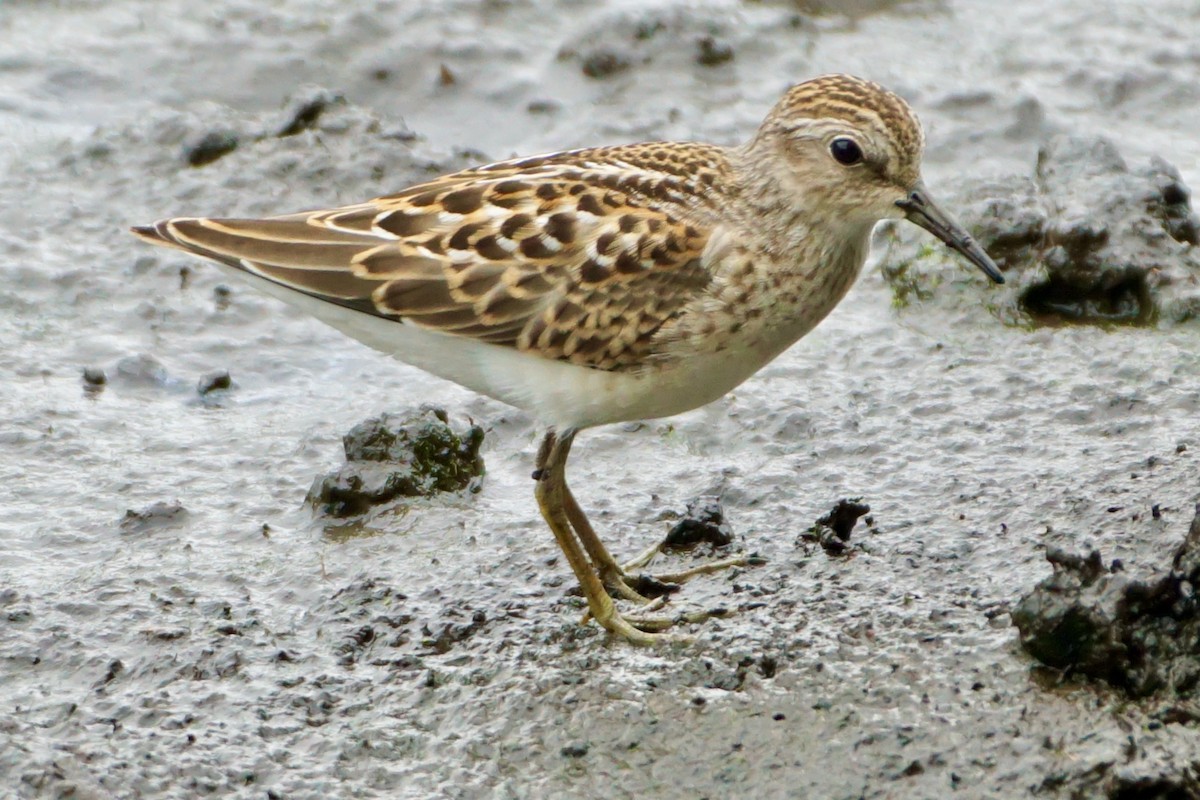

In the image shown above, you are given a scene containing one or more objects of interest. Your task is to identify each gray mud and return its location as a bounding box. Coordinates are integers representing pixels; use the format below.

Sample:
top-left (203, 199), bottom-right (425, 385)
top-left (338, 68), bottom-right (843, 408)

top-left (3, 1), bottom-right (1200, 798)
top-left (1013, 506), bottom-right (1200, 711)
top-left (883, 134), bottom-right (1200, 328)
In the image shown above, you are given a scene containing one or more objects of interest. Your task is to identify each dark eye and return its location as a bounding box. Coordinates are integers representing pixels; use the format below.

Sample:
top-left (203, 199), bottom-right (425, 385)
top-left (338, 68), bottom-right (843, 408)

top-left (830, 137), bottom-right (864, 166)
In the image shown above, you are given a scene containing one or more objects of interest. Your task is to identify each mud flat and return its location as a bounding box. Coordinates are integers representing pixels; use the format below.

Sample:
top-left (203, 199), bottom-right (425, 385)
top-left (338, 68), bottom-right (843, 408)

top-left (2, 1), bottom-right (1200, 798)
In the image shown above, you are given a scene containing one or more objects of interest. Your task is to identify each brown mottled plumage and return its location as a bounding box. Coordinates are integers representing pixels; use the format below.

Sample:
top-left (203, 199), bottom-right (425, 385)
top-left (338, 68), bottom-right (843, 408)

top-left (133, 74), bottom-right (1002, 645)
top-left (137, 142), bottom-right (727, 371)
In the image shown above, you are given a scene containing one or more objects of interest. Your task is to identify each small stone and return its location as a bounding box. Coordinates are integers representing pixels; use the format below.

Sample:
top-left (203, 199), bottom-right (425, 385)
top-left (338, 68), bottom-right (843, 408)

top-left (696, 37), bottom-right (734, 67)
top-left (581, 49), bottom-right (630, 79)
top-left (82, 367), bottom-right (107, 386)
top-left (197, 370), bottom-right (232, 395)
top-left (184, 130), bottom-right (239, 168)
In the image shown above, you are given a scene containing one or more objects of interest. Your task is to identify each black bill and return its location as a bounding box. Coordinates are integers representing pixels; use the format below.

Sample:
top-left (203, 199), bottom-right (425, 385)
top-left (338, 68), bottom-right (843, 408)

top-left (897, 186), bottom-right (1005, 284)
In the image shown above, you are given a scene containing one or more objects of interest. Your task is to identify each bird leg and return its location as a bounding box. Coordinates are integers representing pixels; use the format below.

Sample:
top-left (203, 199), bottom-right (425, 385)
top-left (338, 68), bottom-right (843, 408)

top-left (534, 429), bottom-right (683, 644)
top-left (546, 436), bottom-right (708, 602)
top-left (554, 446), bottom-right (753, 598)
top-left (569, 479), bottom-right (757, 600)
top-left (534, 429), bottom-right (755, 643)
top-left (558, 481), bottom-right (662, 603)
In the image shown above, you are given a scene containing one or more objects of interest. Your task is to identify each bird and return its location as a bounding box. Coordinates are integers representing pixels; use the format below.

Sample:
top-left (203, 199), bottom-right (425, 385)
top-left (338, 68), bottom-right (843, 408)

top-left (132, 73), bottom-right (1003, 646)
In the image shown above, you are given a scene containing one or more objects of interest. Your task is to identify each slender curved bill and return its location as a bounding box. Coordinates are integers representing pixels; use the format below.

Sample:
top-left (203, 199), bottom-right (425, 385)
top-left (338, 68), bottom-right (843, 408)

top-left (897, 185), bottom-right (1005, 284)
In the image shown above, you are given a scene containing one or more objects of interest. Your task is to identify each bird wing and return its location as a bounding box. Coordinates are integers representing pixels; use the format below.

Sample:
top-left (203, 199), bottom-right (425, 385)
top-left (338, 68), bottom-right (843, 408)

top-left (133, 144), bottom-right (729, 371)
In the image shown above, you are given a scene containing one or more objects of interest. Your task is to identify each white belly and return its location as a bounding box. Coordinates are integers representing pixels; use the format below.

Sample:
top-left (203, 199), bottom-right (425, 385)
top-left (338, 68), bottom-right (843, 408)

top-left (220, 263), bottom-right (793, 429)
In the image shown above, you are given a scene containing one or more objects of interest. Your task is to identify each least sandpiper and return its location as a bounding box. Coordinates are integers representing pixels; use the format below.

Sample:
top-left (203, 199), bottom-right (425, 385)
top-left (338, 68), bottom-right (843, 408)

top-left (133, 74), bottom-right (1002, 645)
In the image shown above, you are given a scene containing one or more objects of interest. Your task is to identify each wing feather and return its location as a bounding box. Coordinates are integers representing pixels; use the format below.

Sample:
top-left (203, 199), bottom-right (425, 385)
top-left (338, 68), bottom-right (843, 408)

top-left (133, 143), bottom-right (731, 370)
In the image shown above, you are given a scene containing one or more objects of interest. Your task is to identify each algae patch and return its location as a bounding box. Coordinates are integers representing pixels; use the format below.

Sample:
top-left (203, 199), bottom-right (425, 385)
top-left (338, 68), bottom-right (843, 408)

top-left (307, 406), bottom-right (485, 520)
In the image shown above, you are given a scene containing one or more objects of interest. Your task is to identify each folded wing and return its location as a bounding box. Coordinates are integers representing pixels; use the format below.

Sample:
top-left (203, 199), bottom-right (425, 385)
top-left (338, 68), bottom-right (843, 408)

top-left (133, 145), bottom-right (727, 371)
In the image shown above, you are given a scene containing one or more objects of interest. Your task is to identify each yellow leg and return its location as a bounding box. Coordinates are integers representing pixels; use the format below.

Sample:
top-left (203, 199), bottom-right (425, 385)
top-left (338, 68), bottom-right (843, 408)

top-left (649, 556), bottom-right (755, 584)
top-left (532, 429), bottom-right (763, 643)
top-left (556, 441), bottom-right (755, 601)
top-left (559, 482), bottom-right (655, 603)
top-left (534, 429), bottom-right (680, 645)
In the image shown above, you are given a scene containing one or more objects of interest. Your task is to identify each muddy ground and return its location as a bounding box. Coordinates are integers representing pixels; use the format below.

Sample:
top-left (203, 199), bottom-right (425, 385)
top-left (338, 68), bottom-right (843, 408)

top-left (3, 1), bottom-right (1200, 798)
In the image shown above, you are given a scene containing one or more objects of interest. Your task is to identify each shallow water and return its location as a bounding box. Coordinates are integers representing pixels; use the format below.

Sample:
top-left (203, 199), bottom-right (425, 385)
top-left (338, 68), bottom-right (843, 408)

top-left (2, 1), bottom-right (1200, 797)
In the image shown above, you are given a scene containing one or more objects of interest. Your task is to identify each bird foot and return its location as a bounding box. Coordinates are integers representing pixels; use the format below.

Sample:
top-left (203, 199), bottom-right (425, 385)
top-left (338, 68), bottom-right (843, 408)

top-left (596, 551), bottom-right (764, 611)
top-left (619, 550), bottom-right (766, 588)
top-left (599, 569), bottom-right (680, 604)
top-left (646, 553), bottom-right (764, 585)
top-left (582, 597), bottom-right (734, 645)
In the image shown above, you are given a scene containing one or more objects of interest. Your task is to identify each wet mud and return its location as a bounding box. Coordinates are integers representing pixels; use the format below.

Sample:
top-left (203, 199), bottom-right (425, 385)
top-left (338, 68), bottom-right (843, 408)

top-left (3, 1), bottom-right (1200, 798)
top-left (1014, 505), bottom-right (1200, 708)
top-left (800, 497), bottom-right (872, 556)
top-left (662, 497), bottom-right (737, 550)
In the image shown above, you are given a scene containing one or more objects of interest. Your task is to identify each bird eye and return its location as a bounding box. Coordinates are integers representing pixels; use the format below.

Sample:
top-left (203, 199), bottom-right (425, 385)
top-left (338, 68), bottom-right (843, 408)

top-left (829, 137), bottom-right (864, 166)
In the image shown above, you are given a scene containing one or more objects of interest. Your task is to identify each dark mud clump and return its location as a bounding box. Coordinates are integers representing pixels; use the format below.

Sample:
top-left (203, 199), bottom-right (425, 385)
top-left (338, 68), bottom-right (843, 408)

top-left (275, 89), bottom-right (346, 138)
top-left (1038, 763), bottom-right (1200, 799)
top-left (883, 135), bottom-right (1200, 325)
top-left (695, 36), bottom-right (734, 67)
top-left (663, 496), bottom-right (735, 550)
top-left (579, 49), bottom-right (632, 79)
top-left (196, 369), bottom-right (232, 395)
top-left (1012, 504), bottom-right (1200, 706)
top-left (1018, 137), bottom-right (1199, 325)
top-left (81, 366), bottom-right (107, 394)
top-left (307, 406), bottom-right (485, 518)
top-left (183, 129), bottom-right (239, 167)
top-left (799, 498), bottom-right (871, 556)
top-left (617, 498), bottom-right (755, 600)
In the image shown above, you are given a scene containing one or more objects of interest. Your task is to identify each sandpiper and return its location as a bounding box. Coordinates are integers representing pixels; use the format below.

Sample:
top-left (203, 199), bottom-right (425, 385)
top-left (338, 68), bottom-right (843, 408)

top-left (133, 74), bottom-right (1002, 645)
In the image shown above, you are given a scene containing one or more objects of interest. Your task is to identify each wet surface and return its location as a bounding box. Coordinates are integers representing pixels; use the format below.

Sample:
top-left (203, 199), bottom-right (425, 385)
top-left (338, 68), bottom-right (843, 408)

top-left (3, 1), bottom-right (1200, 798)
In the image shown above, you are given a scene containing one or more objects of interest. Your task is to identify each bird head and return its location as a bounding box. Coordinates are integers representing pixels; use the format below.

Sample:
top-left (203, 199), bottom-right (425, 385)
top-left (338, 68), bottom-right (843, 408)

top-left (750, 73), bottom-right (1004, 284)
